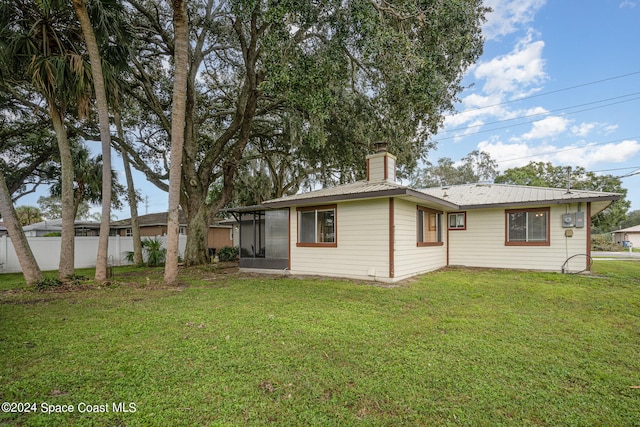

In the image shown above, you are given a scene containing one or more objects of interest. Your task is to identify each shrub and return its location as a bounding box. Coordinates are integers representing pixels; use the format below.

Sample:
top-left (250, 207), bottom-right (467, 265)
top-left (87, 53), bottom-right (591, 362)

top-left (142, 237), bottom-right (167, 267)
top-left (35, 277), bottom-right (62, 291)
top-left (591, 234), bottom-right (620, 251)
top-left (217, 246), bottom-right (239, 262)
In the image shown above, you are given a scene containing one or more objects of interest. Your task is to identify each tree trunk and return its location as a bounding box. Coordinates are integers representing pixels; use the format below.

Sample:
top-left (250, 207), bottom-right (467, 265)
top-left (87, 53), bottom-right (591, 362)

top-left (115, 112), bottom-right (143, 266)
top-left (183, 194), bottom-right (209, 266)
top-left (164, 0), bottom-right (189, 285)
top-left (72, 0), bottom-right (112, 283)
top-left (0, 173), bottom-right (43, 285)
top-left (48, 103), bottom-right (75, 281)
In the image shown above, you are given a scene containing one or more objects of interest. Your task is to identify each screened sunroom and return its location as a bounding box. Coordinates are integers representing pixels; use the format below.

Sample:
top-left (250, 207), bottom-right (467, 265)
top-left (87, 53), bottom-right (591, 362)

top-left (227, 206), bottom-right (289, 270)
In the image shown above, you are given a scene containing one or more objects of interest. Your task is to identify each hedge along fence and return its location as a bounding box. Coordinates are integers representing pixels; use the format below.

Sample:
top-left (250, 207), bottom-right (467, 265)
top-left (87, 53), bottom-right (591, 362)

top-left (0, 235), bottom-right (187, 273)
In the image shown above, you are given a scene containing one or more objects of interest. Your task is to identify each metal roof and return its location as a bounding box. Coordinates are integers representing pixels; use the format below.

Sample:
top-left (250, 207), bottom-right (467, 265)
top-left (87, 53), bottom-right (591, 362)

top-left (258, 181), bottom-right (620, 211)
top-left (416, 183), bottom-right (621, 209)
top-left (262, 180), bottom-right (459, 208)
top-left (264, 180), bottom-right (405, 205)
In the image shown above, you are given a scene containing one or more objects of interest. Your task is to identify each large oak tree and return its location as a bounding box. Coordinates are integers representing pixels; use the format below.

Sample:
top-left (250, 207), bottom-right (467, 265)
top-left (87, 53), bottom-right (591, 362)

top-left (121, 0), bottom-right (489, 266)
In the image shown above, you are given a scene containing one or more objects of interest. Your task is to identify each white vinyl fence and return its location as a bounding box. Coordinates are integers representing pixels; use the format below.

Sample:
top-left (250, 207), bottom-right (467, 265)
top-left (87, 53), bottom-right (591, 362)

top-left (0, 235), bottom-right (187, 274)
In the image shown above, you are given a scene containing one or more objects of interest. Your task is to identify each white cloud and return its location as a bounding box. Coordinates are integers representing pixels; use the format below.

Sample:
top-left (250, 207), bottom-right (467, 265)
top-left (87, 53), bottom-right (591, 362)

top-left (482, 0), bottom-right (547, 40)
top-left (477, 139), bottom-right (539, 169)
top-left (577, 140), bottom-right (640, 165)
top-left (461, 92), bottom-right (503, 110)
top-left (604, 124), bottom-right (619, 134)
top-left (620, 1), bottom-right (636, 8)
top-left (444, 34), bottom-right (548, 132)
top-left (473, 33), bottom-right (547, 95)
top-left (444, 94), bottom-right (505, 129)
top-left (499, 105), bottom-right (548, 123)
top-left (570, 122), bottom-right (619, 137)
top-left (571, 122), bottom-right (597, 137)
top-left (520, 116), bottom-right (569, 140)
top-left (478, 139), bottom-right (640, 170)
top-left (452, 119), bottom-right (487, 141)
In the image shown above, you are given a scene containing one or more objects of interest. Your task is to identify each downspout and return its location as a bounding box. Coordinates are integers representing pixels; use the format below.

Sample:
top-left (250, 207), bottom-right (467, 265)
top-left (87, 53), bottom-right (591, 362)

top-left (587, 202), bottom-right (592, 271)
top-left (287, 208), bottom-right (291, 271)
top-left (446, 220), bottom-right (450, 267)
top-left (230, 211), bottom-right (241, 262)
top-left (389, 198), bottom-right (395, 279)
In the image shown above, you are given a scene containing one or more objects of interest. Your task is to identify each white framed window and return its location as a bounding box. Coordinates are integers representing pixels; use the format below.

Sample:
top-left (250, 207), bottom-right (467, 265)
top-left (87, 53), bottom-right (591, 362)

top-left (448, 212), bottom-right (466, 230)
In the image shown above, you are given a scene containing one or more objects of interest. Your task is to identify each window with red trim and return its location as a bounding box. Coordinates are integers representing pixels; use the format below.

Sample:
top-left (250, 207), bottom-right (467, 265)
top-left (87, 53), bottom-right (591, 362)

top-left (448, 212), bottom-right (466, 230)
top-left (297, 206), bottom-right (336, 246)
top-left (506, 208), bottom-right (550, 246)
top-left (417, 206), bottom-right (443, 246)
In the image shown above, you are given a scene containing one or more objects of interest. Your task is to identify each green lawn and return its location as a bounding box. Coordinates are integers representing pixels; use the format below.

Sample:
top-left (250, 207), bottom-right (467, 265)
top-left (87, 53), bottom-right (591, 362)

top-left (1, 262), bottom-right (639, 426)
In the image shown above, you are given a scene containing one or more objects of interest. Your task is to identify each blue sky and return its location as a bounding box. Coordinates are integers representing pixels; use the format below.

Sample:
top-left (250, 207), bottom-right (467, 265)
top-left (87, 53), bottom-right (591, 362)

top-left (435, 0), bottom-right (640, 210)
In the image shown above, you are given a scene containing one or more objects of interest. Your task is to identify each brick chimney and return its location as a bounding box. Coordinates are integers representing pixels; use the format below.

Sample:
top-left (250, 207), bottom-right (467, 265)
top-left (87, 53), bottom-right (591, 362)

top-left (366, 142), bottom-right (396, 183)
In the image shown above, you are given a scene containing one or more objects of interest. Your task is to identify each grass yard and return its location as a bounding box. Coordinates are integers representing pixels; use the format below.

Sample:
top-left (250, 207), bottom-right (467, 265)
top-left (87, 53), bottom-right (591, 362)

top-left (1, 262), bottom-right (639, 426)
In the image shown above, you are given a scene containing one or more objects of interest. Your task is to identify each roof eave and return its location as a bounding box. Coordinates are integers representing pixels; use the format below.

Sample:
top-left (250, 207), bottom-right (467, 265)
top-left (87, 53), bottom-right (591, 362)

top-left (458, 195), bottom-right (621, 211)
top-left (221, 204), bottom-right (270, 214)
top-left (263, 188), bottom-right (409, 208)
top-left (403, 189), bottom-right (460, 210)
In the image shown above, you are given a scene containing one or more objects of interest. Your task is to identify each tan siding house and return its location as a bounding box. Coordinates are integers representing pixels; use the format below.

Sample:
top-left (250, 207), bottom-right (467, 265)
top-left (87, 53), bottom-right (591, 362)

top-left (228, 148), bottom-right (620, 283)
top-left (289, 200), bottom-right (390, 281)
top-left (612, 225), bottom-right (640, 248)
top-left (393, 198), bottom-right (447, 280)
top-left (111, 212), bottom-right (233, 251)
top-left (448, 204), bottom-right (590, 271)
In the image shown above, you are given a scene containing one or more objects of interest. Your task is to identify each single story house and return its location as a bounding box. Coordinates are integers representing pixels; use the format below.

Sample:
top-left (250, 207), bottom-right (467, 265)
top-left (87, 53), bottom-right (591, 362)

top-left (110, 211), bottom-right (233, 252)
top-left (612, 225), bottom-right (640, 248)
top-left (22, 219), bottom-right (102, 237)
top-left (227, 147), bottom-right (620, 283)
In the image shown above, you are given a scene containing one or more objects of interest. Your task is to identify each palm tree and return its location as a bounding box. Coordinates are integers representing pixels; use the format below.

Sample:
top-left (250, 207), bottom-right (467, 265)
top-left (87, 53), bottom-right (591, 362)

top-left (1, 0), bottom-right (93, 281)
top-left (49, 144), bottom-right (124, 220)
top-left (72, 0), bottom-right (113, 283)
top-left (0, 174), bottom-right (43, 285)
top-left (164, 0), bottom-right (189, 285)
top-left (115, 111), bottom-right (143, 266)
top-left (14, 206), bottom-right (44, 226)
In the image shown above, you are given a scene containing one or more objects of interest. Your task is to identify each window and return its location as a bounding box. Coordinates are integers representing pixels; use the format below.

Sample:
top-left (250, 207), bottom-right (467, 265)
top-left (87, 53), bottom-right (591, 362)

top-left (448, 212), bottom-right (466, 230)
top-left (297, 205), bottom-right (336, 247)
top-left (125, 228), bottom-right (132, 237)
top-left (506, 208), bottom-right (550, 246)
top-left (417, 207), bottom-right (443, 246)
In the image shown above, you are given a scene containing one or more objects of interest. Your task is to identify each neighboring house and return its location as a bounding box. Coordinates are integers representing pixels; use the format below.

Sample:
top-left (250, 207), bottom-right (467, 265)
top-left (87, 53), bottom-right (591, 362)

top-left (22, 219), bottom-right (102, 237)
top-left (227, 147), bottom-right (620, 283)
top-left (612, 225), bottom-right (640, 248)
top-left (110, 211), bottom-right (233, 252)
top-left (218, 218), bottom-right (240, 247)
